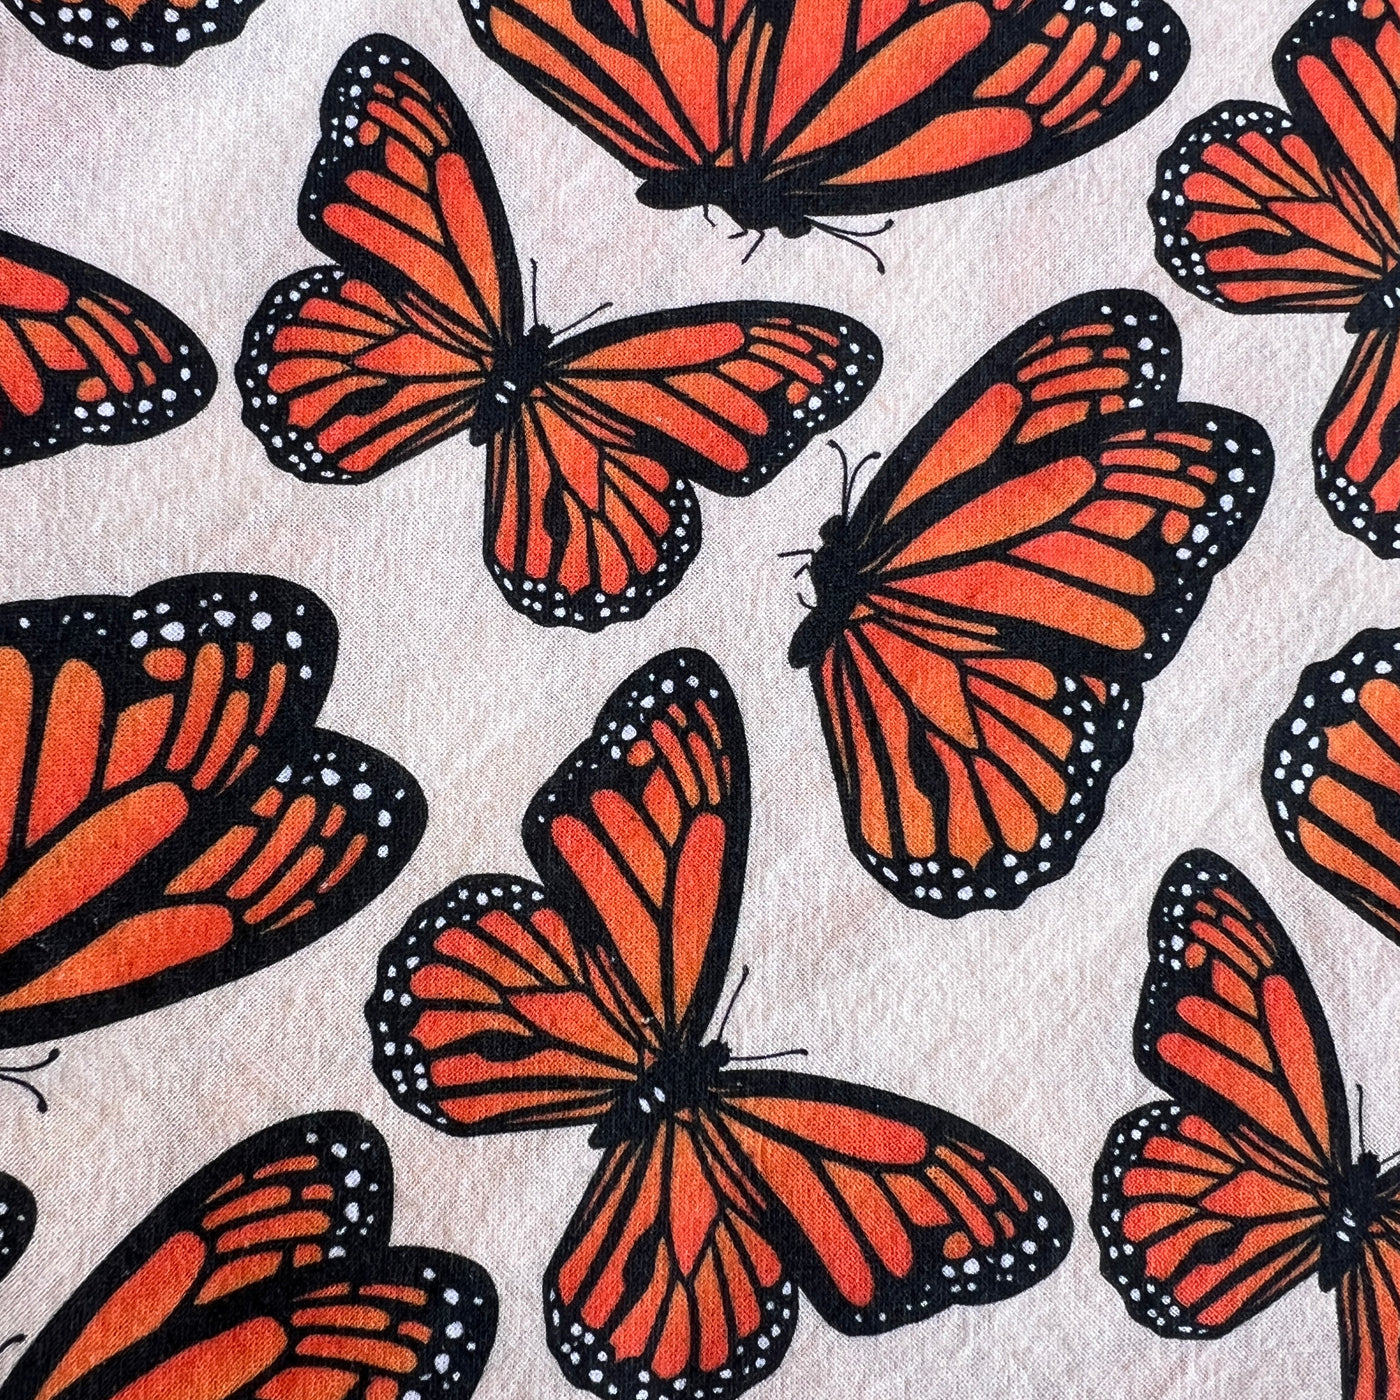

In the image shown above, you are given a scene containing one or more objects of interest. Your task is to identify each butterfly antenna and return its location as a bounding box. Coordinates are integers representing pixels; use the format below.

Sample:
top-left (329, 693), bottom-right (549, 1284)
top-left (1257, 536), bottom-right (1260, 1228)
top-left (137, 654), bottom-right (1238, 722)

top-left (807, 217), bottom-right (894, 275)
top-left (552, 300), bottom-right (616, 338)
top-left (729, 1047), bottom-right (810, 1063)
top-left (1359, 1083), bottom-right (1368, 1153)
top-left (716, 966), bottom-right (750, 1043)
top-left (0, 1047), bottom-right (59, 1114)
top-left (529, 258), bottom-right (541, 329)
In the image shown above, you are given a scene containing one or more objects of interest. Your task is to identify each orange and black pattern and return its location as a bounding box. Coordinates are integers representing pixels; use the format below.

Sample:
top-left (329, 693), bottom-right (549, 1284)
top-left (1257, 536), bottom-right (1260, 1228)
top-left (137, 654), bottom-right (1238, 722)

top-left (0, 574), bottom-right (426, 1048)
top-left (1265, 628), bottom-right (1400, 946)
top-left (462, 0), bottom-right (1188, 238)
top-left (0, 1114), bottom-right (496, 1400)
top-left (0, 1171), bottom-right (34, 1286)
top-left (6, 0), bottom-right (265, 67)
top-left (0, 231), bottom-right (214, 469)
top-left (238, 36), bottom-right (880, 632)
top-left (788, 290), bottom-right (1273, 916)
top-left (369, 649), bottom-right (1071, 1400)
top-left (1152, 0), bottom-right (1400, 556)
top-left (1092, 852), bottom-right (1400, 1400)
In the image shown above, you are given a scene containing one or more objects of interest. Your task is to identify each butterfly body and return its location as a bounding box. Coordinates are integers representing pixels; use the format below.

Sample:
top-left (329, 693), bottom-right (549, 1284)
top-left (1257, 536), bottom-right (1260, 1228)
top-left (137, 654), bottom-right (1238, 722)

top-left (589, 1036), bottom-right (732, 1150)
top-left (1321, 1151), bottom-right (1385, 1293)
top-left (469, 322), bottom-right (555, 445)
top-left (634, 169), bottom-right (809, 239)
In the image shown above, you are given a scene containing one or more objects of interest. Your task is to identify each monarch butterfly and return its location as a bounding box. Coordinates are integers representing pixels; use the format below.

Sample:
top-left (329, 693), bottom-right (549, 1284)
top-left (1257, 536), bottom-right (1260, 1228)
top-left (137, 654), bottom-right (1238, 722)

top-left (5, 0), bottom-right (265, 68)
top-left (460, 0), bottom-right (1190, 257)
top-left (366, 648), bottom-right (1072, 1400)
top-left (787, 289), bottom-right (1274, 917)
top-left (1265, 628), bottom-right (1400, 947)
top-left (0, 1113), bottom-right (497, 1400)
top-left (1092, 850), bottom-right (1400, 1400)
top-left (1152, 0), bottom-right (1400, 558)
top-left (0, 1173), bottom-right (33, 1288)
top-left (237, 35), bottom-right (881, 633)
top-left (0, 573), bottom-right (426, 1050)
top-left (0, 231), bottom-right (214, 469)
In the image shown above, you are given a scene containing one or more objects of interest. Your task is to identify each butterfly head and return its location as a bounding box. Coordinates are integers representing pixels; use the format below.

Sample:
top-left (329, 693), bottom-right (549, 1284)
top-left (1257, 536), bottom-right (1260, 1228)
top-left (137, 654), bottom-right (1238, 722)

top-left (1346, 274), bottom-right (1400, 333)
top-left (1319, 1149), bottom-right (1384, 1292)
top-left (588, 1038), bottom-right (731, 1150)
top-left (469, 324), bottom-right (556, 446)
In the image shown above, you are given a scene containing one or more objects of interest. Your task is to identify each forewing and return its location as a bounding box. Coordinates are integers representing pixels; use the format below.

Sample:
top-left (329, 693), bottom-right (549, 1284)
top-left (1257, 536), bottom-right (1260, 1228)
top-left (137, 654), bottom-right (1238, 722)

top-left (1152, 103), bottom-right (1389, 314)
top-left (0, 231), bottom-right (214, 469)
top-left (716, 1069), bottom-right (1072, 1332)
top-left (1137, 851), bottom-right (1349, 1179)
top-left (463, 0), bottom-right (748, 178)
top-left (524, 649), bottom-right (748, 1043)
top-left (545, 1120), bottom-right (796, 1400)
top-left (238, 267), bottom-right (485, 485)
top-left (1314, 326), bottom-right (1400, 558)
top-left (0, 573), bottom-right (425, 1047)
top-left (0, 1172), bottom-right (34, 1285)
top-left (368, 876), bottom-right (647, 1137)
top-left (1092, 1102), bottom-right (1327, 1336)
top-left (488, 304), bottom-right (879, 630)
top-left (761, 0), bottom-right (1189, 216)
top-left (1265, 628), bottom-right (1400, 947)
top-left (5, 0), bottom-right (264, 68)
top-left (0, 1114), bottom-right (393, 1400)
top-left (301, 36), bottom-right (521, 339)
top-left (241, 36), bottom-right (522, 483)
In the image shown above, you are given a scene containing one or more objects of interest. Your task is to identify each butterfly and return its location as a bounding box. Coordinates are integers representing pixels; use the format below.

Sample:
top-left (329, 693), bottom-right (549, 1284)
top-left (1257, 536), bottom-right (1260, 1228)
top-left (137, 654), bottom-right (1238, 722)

top-left (366, 647), bottom-right (1072, 1400)
top-left (0, 1112), bottom-right (496, 1400)
top-left (460, 0), bottom-right (1190, 254)
top-left (0, 1174), bottom-right (33, 1289)
top-left (786, 289), bottom-right (1274, 917)
top-left (0, 230), bottom-right (214, 469)
top-left (237, 35), bottom-right (882, 633)
top-left (1264, 626), bottom-right (1400, 948)
top-left (0, 572), bottom-right (426, 1050)
top-left (4, 0), bottom-right (265, 68)
top-left (1091, 849), bottom-right (1400, 1399)
top-left (1151, 0), bottom-right (1400, 558)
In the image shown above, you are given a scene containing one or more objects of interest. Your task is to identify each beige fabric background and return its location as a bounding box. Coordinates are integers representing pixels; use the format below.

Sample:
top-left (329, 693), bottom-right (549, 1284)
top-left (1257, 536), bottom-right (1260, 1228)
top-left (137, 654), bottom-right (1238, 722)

top-left (0, 0), bottom-right (1383, 1394)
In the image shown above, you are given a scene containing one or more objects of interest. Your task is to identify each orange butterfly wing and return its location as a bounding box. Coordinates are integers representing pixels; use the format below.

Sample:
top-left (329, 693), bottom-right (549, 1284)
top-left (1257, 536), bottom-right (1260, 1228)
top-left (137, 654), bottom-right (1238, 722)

top-left (369, 648), bottom-right (746, 1133)
top-left (1152, 2), bottom-right (1400, 556)
top-left (0, 231), bottom-right (214, 469)
top-left (790, 291), bottom-right (1273, 915)
top-left (7, 0), bottom-right (265, 67)
top-left (485, 304), bottom-right (879, 629)
top-left (1265, 628), bottom-right (1400, 946)
top-left (545, 1071), bottom-right (1071, 1399)
top-left (465, 0), bottom-right (1188, 229)
top-left (239, 36), bottom-right (518, 485)
top-left (1092, 851), bottom-right (1347, 1334)
top-left (0, 574), bottom-right (426, 1048)
top-left (0, 1114), bottom-right (496, 1400)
